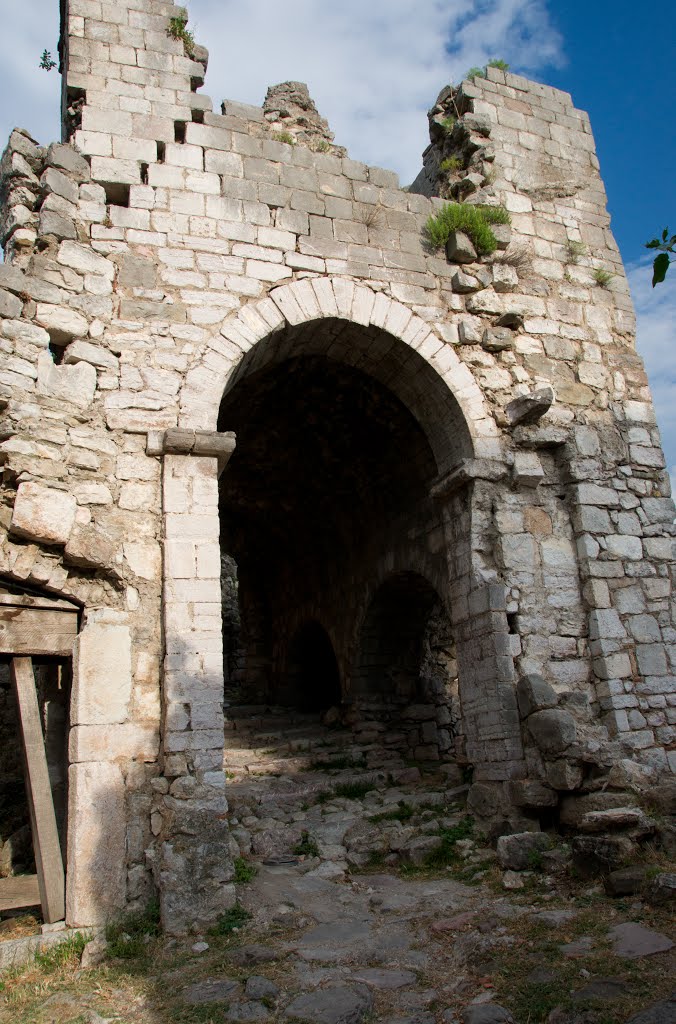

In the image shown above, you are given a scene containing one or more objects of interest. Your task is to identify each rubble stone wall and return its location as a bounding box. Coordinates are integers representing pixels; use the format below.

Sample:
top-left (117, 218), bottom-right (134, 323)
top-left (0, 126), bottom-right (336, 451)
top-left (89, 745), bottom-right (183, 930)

top-left (0, 0), bottom-right (673, 932)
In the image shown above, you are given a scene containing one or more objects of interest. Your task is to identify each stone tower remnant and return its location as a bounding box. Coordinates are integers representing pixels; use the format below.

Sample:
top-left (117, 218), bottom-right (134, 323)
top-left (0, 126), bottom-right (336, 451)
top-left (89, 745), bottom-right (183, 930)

top-left (0, 0), bottom-right (673, 934)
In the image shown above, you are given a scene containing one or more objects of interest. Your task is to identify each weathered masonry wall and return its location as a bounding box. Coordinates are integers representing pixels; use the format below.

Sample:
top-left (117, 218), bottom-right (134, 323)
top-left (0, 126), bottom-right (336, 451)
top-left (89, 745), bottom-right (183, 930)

top-left (0, 0), bottom-right (674, 932)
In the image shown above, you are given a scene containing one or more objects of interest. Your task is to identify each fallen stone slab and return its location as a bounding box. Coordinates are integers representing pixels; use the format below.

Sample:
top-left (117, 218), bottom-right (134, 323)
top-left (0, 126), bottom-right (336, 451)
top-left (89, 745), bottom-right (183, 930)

top-left (226, 1002), bottom-right (270, 1022)
top-left (461, 1004), bottom-right (515, 1024)
top-left (245, 976), bottom-right (280, 1000)
top-left (578, 807), bottom-right (652, 833)
top-left (350, 967), bottom-right (417, 989)
top-left (604, 866), bottom-right (648, 897)
top-left (183, 978), bottom-right (241, 1004)
top-left (625, 991), bottom-right (676, 1024)
top-left (229, 944), bottom-right (281, 966)
top-left (608, 922), bottom-right (674, 959)
top-left (496, 831), bottom-right (550, 871)
top-left (571, 977), bottom-right (629, 1002)
top-left (645, 872), bottom-right (676, 906)
top-left (282, 983), bottom-right (373, 1023)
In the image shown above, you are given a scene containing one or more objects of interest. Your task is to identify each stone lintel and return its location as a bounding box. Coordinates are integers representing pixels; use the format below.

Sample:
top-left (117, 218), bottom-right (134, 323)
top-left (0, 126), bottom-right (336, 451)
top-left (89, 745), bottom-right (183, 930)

top-left (147, 429), bottom-right (236, 474)
top-left (430, 458), bottom-right (508, 500)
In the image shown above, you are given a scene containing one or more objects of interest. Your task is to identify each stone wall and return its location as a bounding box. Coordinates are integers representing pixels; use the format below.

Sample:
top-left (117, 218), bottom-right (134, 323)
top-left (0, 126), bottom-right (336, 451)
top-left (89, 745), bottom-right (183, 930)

top-left (0, 0), bottom-right (673, 932)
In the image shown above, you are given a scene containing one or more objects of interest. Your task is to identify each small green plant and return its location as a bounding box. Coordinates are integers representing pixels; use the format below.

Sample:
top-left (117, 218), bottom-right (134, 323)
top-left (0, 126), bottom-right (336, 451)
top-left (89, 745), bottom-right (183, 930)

top-left (464, 66), bottom-right (486, 81)
top-left (645, 227), bottom-right (675, 286)
top-left (440, 156), bottom-right (463, 174)
top-left (487, 59), bottom-right (510, 71)
top-left (35, 932), bottom-right (88, 971)
top-left (273, 130), bottom-right (295, 146)
top-left (527, 847), bottom-right (545, 871)
top-left (425, 815), bottom-right (475, 869)
top-left (440, 115), bottom-right (457, 133)
top-left (565, 239), bottom-right (587, 264)
top-left (106, 899), bottom-right (161, 959)
top-left (293, 830), bottom-right (320, 857)
top-left (593, 266), bottom-right (615, 288)
top-left (167, 12), bottom-right (195, 56)
top-left (39, 49), bottom-right (57, 71)
top-left (312, 139), bottom-right (332, 153)
top-left (234, 856), bottom-right (257, 883)
top-left (424, 202), bottom-right (510, 255)
top-left (209, 902), bottom-right (252, 936)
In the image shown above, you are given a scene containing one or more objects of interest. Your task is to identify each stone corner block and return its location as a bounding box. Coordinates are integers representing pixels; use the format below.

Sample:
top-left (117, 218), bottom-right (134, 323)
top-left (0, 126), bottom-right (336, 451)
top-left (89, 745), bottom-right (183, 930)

top-left (71, 622), bottom-right (132, 726)
top-left (10, 482), bottom-right (77, 547)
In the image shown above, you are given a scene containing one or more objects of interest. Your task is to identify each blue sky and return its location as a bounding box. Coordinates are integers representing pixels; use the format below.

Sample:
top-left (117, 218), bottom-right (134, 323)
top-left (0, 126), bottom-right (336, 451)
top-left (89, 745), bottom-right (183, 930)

top-left (1, 0), bottom-right (674, 480)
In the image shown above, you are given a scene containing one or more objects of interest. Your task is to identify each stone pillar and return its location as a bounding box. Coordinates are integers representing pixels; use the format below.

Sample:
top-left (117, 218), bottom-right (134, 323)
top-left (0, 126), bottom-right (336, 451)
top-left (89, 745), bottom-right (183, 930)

top-left (436, 462), bottom-right (527, 789)
top-left (67, 613), bottom-right (143, 926)
top-left (154, 432), bottom-right (237, 934)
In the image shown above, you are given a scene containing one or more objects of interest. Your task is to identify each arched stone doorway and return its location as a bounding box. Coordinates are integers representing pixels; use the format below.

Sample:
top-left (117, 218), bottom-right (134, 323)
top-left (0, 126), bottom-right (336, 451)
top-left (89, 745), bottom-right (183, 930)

top-left (216, 310), bottom-right (472, 762)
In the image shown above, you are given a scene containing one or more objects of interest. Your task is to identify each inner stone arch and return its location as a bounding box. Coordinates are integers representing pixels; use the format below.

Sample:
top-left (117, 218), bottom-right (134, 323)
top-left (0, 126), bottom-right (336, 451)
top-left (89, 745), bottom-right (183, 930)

top-left (353, 572), bottom-right (460, 763)
top-left (218, 316), bottom-right (471, 768)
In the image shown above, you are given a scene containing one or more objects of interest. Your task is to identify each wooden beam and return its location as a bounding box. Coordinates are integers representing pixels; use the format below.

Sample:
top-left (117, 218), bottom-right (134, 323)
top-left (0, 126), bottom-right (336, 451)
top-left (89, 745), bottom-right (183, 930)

top-left (10, 657), bottom-right (65, 924)
top-left (0, 591), bottom-right (80, 612)
top-left (0, 606), bottom-right (78, 656)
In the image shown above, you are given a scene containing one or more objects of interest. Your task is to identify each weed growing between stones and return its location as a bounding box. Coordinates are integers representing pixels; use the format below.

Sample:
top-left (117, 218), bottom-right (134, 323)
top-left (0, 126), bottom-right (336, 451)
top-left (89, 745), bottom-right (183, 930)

top-left (440, 156), bottom-right (463, 174)
top-left (293, 831), bottom-right (320, 858)
top-left (370, 800), bottom-right (415, 823)
top-left (167, 12), bottom-right (195, 57)
top-left (309, 755), bottom-right (366, 772)
top-left (565, 238), bottom-right (587, 263)
top-left (233, 856), bottom-right (257, 883)
top-left (318, 780), bottom-right (374, 803)
top-left (106, 899), bottom-right (161, 960)
top-left (208, 903), bottom-right (252, 937)
top-left (424, 202), bottom-right (510, 254)
top-left (494, 243), bottom-right (533, 274)
top-left (272, 131), bottom-right (295, 146)
top-left (593, 266), bottom-right (615, 288)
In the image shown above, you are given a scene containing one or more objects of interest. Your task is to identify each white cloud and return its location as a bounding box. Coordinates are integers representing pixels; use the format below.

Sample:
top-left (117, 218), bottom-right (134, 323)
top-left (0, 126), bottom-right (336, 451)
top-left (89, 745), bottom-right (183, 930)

top-left (627, 259), bottom-right (676, 492)
top-left (0, 1), bottom-right (563, 183)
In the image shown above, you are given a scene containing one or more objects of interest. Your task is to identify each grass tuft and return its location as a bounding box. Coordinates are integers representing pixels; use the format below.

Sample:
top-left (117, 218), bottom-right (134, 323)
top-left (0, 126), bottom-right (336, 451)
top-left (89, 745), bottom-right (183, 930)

top-left (272, 130), bottom-right (295, 146)
top-left (565, 239), bottom-right (587, 264)
top-left (105, 898), bottom-right (161, 959)
top-left (593, 266), bottom-right (615, 288)
top-left (234, 855), bottom-right (257, 883)
top-left (208, 902), bottom-right (252, 937)
top-left (424, 202), bottom-right (510, 254)
top-left (293, 830), bottom-right (320, 857)
top-left (439, 156), bottom-right (463, 174)
top-left (167, 12), bottom-right (195, 56)
top-left (35, 932), bottom-right (88, 971)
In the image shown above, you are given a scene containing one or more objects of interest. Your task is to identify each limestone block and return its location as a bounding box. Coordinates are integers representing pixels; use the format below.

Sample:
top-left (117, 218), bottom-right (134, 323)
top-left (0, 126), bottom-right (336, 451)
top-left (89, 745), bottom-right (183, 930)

top-left (69, 723), bottom-right (159, 762)
top-left (505, 386), bottom-right (555, 426)
top-left (545, 760), bottom-right (583, 791)
top-left (446, 231), bottom-right (476, 263)
top-left (0, 288), bottom-right (23, 319)
top-left (492, 264), bottom-right (519, 292)
top-left (528, 709), bottom-right (577, 755)
top-left (37, 352), bottom-right (96, 408)
top-left (66, 761), bottom-right (126, 926)
top-left (34, 304), bottom-right (88, 343)
top-left (65, 524), bottom-right (117, 570)
top-left (71, 622), bottom-right (132, 726)
top-left (64, 339), bottom-right (119, 370)
top-left (10, 481), bottom-right (76, 546)
top-left (46, 142), bottom-right (90, 182)
top-left (451, 270), bottom-right (480, 293)
top-left (458, 320), bottom-right (481, 345)
top-left (482, 326), bottom-right (513, 352)
top-left (517, 674), bottom-right (558, 718)
top-left (497, 831), bottom-right (550, 870)
top-left (509, 780), bottom-right (558, 808)
top-left (512, 451), bottom-right (544, 488)
top-left (124, 540), bottom-right (161, 581)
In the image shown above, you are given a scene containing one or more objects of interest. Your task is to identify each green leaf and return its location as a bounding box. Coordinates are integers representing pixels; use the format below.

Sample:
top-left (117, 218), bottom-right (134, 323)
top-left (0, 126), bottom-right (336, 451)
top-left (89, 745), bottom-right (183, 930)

top-left (645, 239), bottom-right (660, 249)
top-left (652, 252), bottom-right (670, 287)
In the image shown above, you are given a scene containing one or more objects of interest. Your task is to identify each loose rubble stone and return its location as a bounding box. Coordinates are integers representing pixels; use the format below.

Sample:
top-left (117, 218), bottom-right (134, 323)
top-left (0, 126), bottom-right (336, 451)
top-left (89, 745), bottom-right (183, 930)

top-left (571, 836), bottom-right (636, 877)
top-left (283, 984), bottom-right (373, 1023)
top-left (350, 968), bottom-right (417, 989)
top-left (516, 674), bottom-right (559, 718)
top-left (10, 481), bottom-right (76, 546)
top-left (608, 922), bottom-right (674, 959)
top-left (183, 978), bottom-right (241, 1004)
top-left (461, 1005), bottom-right (515, 1024)
top-left (446, 231), bottom-right (477, 263)
top-left (604, 866), bottom-right (648, 897)
top-left (528, 709), bottom-right (577, 756)
top-left (645, 872), bottom-right (676, 906)
top-left (245, 976), bottom-right (280, 1000)
top-left (496, 832), bottom-right (550, 871)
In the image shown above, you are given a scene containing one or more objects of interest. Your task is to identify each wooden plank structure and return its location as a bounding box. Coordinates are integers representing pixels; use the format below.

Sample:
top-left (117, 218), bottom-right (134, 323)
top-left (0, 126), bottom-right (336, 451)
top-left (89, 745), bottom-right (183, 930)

top-left (1, 586), bottom-right (79, 924)
top-left (0, 874), bottom-right (40, 913)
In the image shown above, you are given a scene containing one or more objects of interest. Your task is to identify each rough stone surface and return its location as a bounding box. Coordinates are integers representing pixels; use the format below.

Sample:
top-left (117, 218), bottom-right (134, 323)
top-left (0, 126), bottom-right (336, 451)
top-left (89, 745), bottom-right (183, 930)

top-left (496, 832), bottom-right (550, 871)
top-left (608, 922), bottom-right (674, 959)
top-left (282, 984), bottom-right (373, 1023)
top-left (10, 482), bottom-right (77, 546)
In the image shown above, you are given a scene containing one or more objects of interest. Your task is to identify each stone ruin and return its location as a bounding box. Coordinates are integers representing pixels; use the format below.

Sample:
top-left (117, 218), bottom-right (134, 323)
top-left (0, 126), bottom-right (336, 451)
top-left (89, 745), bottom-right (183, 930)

top-left (0, 0), bottom-right (674, 937)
